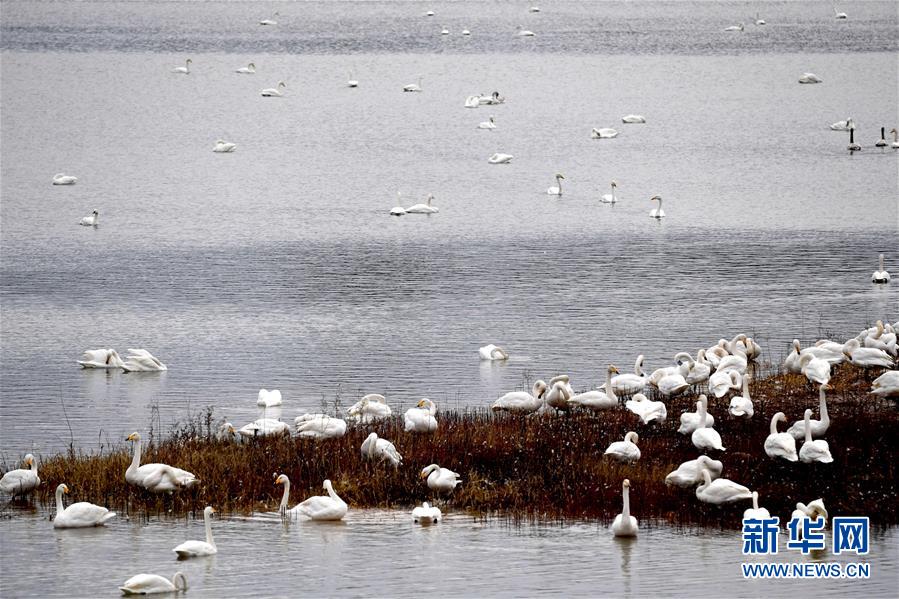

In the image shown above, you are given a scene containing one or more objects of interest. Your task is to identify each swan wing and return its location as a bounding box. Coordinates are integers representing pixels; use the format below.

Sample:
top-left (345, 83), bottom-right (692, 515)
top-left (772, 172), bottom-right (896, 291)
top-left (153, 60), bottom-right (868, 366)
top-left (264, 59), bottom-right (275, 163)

top-left (173, 540), bottom-right (215, 556)
top-left (55, 502), bottom-right (115, 528)
top-left (120, 574), bottom-right (174, 594)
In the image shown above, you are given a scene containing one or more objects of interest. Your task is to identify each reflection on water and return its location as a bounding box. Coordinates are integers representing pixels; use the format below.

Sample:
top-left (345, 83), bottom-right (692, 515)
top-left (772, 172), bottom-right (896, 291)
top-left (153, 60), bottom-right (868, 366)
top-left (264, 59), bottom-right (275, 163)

top-left (1, 507), bottom-right (895, 597)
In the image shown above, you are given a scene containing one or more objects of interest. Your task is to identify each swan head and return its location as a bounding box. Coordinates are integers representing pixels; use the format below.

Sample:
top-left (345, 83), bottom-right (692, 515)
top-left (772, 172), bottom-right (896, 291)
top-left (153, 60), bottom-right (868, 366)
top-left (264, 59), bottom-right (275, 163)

top-left (555, 173), bottom-right (564, 180)
top-left (278, 81), bottom-right (286, 87)
top-left (127, 432), bottom-right (141, 442)
top-left (650, 195), bottom-right (662, 202)
top-left (274, 474), bottom-right (289, 485)
top-left (417, 398), bottom-right (435, 410)
top-left (92, 210), bottom-right (99, 216)
top-left (534, 380), bottom-right (548, 398)
top-left (772, 411), bottom-right (785, 424)
top-left (186, 59), bottom-right (192, 64)
top-left (420, 464), bottom-right (439, 478)
top-left (322, 479), bottom-right (332, 491)
top-left (631, 393), bottom-right (647, 402)
top-left (624, 431), bottom-right (639, 445)
top-left (611, 180), bottom-right (618, 187)
top-left (364, 431), bottom-right (378, 443)
top-left (623, 479), bottom-right (631, 489)
top-left (24, 454), bottom-right (35, 467)
top-left (58, 483), bottom-right (70, 494)
top-left (608, 364), bottom-right (620, 375)
top-left (204, 506), bottom-right (216, 516)
top-left (489, 116), bottom-right (495, 122)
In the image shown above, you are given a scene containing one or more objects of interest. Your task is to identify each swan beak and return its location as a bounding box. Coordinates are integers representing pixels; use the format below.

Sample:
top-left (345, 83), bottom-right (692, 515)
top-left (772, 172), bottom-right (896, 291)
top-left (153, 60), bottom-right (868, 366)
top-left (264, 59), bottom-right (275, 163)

top-left (228, 425), bottom-right (236, 433)
top-left (611, 366), bottom-right (620, 374)
top-left (417, 400), bottom-right (425, 407)
top-left (420, 472), bottom-right (429, 479)
top-left (126, 433), bottom-right (137, 441)
top-left (63, 485), bottom-right (70, 494)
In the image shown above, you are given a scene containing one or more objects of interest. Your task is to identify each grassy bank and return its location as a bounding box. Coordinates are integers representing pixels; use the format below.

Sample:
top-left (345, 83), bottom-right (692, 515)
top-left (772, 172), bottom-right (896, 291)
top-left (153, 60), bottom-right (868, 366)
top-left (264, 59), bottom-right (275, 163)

top-left (23, 366), bottom-right (899, 526)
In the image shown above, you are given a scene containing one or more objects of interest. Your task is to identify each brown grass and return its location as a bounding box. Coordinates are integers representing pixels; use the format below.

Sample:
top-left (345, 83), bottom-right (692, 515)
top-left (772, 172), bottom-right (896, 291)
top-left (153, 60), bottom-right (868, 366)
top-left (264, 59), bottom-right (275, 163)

top-left (21, 364), bottom-right (899, 526)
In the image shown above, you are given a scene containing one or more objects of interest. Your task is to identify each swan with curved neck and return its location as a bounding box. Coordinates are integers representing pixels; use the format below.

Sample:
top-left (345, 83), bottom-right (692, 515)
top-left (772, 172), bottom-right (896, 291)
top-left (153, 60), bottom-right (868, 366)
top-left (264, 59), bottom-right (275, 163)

top-left (236, 62), bottom-right (255, 74)
top-left (0, 453), bottom-right (40, 496)
top-left (403, 76), bottom-right (423, 92)
top-left (665, 455), bottom-right (723, 487)
top-left (604, 431), bottom-right (640, 463)
top-left (765, 412), bottom-right (798, 461)
top-left (172, 58), bottom-right (191, 74)
top-left (412, 501), bottom-right (442, 524)
top-left (479, 344), bottom-right (509, 360)
top-left (799, 353), bottom-right (831, 385)
top-left (728, 373), bottom-right (754, 417)
top-left (649, 195), bottom-right (665, 218)
top-left (547, 173), bottom-right (564, 196)
top-left (492, 380), bottom-right (547, 413)
top-left (478, 116), bottom-right (497, 129)
top-left (173, 506), bottom-right (217, 557)
top-left (361, 432), bottom-right (403, 467)
top-left (405, 194), bottom-right (439, 213)
top-left (261, 81), bottom-right (286, 97)
top-left (799, 409), bottom-right (833, 463)
top-left (787, 385), bottom-right (830, 439)
top-left (404, 398), bottom-right (439, 432)
top-left (125, 432), bottom-right (198, 492)
top-left (80, 210), bottom-right (99, 227)
top-left (611, 479), bottom-right (638, 537)
top-left (625, 393), bottom-right (667, 424)
top-left (611, 354), bottom-right (645, 394)
top-left (421, 464), bottom-right (462, 494)
top-left (120, 572), bottom-right (187, 595)
top-left (259, 12), bottom-right (279, 25)
top-left (695, 468), bottom-right (752, 504)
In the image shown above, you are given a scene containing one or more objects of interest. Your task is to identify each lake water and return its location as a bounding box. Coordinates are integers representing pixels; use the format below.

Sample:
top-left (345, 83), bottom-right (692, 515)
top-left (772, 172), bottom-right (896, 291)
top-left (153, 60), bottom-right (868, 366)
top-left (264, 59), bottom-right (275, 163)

top-left (0, 1), bottom-right (897, 595)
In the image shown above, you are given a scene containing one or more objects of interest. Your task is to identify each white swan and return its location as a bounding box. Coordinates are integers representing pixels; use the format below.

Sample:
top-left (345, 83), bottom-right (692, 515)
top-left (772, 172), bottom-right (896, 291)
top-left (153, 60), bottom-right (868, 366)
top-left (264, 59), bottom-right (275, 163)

top-left (657, 371), bottom-right (689, 397)
top-left (216, 422), bottom-right (238, 442)
top-left (121, 349), bottom-right (167, 372)
top-left (604, 431), bottom-right (640, 463)
top-left (787, 338), bottom-right (844, 366)
top-left (600, 180), bottom-right (618, 204)
top-left (680, 351), bottom-right (711, 385)
top-left (403, 76), bottom-right (423, 92)
top-left (843, 338), bottom-right (893, 368)
top-left (833, 7), bottom-right (847, 19)
top-left (421, 464), bottom-right (462, 493)
top-left (256, 388), bottom-right (282, 407)
top-left (120, 572), bottom-right (187, 595)
top-left (787, 385), bottom-right (830, 439)
top-left (213, 140), bottom-right (236, 153)
top-left (294, 479), bottom-right (348, 520)
top-left (695, 468), bottom-right (752, 504)
top-left (875, 127), bottom-right (888, 147)
top-left (346, 394), bottom-right (393, 423)
top-left (361, 432), bottom-right (403, 467)
top-left (798, 73), bottom-right (822, 84)
top-left (125, 432), bottom-right (198, 493)
top-left (715, 346), bottom-right (748, 375)
top-left (625, 393), bottom-right (667, 424)
top-left (479, 91), bottom-right (504, 105)
top-left (479, 344), bottom-right (509, 360)
top-left (478, 116), bottom-right (497, 129)
top-left (488, 153), bottom-right (514, 164)
top-left (649, 195), bottom-right (665, 218)
top-left (890, 128), bottom-right (899, 149)
top-left (709, 370), bottom-right (741, 399)
top-left (830, 118), bottom-right (854, 131)
top-left (872, 254), bottom-right (890, 283)
top-left (517, 26), bottom-right (535, 36)
top-left (0, 454), bottom-right (40, 495)
top-left (728, 373), bottom-right (754, 418)
top-left (465, 95), bottom-right (480, 108)
top-left (545, 375), bottom-right (574, 411)
top-left (665, 455), bottom-right (722, 487)
top-left (755, 13), bottom-right (766, 25)
top-left (724, 23), bottom-right (744, 32)
top-left (546, 173), bottom-right (565, 196)
top-left (80, 210), bottom-right (99, 227)
top-left (412, 501), bottom-right (442, 524)
top-left (239, 418), bottom-right (290, 438)
top-left (847, 127), bottom-right (861, 151)
top-left (529, 6), bottom-right (540, 12)
top-left (591, 127), bottom-right (618, 139)
top-left (347, 71), bottom-right (359, 87)
top-left (173, 506), bottom-right (217, 557)
top-left (261, 81), bottom-right (286, 97)
top-left (792, 498), bottom-right (828, 523)
top-left (493, 380), bottom-right (547, 413)
top-left (259, 12), bottom-right (279, 25)
top-left (799, 409), bottom-right (833, 463)
top-left (691, 400), bottom-right (725, 452)
top-left (461, 29), bottom-right (471, 36)
top-left (568, 366), bottom-right (618, 410)
top-left (765, 412), bottom-right (798, 461)
top-left (440, 27), bottom-right (449, 35)
top-left (390, 191), bottom-right (406, 216)
top-left (425, 10), bottom-right (435, 17)
top-left (870, 370), bottom-right (899, 398)
top-left (294, 414), bottom-right (347, 439)
top-left (53, 483), bottom-right (116, 528)
top-left (405, 194), bottom-right (439, 213)
top-left (611, 479), bottom-right (638, 537)
top-left (621, 115), bottom-right (645, 123)
top-left (611, 354), bottom-right (646, 395)
top-left (52, 173), bottom-right (77, 185)
top-left (678, 394), bottom-right (716, 434)
top-left (743, 491), bottom-right (771, 521)
top-left (404, 398), bottom-right (438, 433)
top-left (172, 58), bottom-right (191, 74)
top-left (236, 62), bottom-right (255, 74)
top-left (78, 348), bottom-right (124, 369)
top-left (799, 353), bottom-right (831, 385)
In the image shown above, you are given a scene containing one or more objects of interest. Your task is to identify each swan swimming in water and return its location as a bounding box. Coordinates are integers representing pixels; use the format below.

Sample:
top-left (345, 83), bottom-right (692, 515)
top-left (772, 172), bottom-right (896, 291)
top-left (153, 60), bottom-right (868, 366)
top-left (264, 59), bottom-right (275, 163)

top-left (798, 73), bottom-right (822, 84)
top-left (665, 455), bottom-right (722, 487)
top-left (798, 409), bottom-right (833, 463)
top-left (755, 13), bottom-right (766, 25)
top-left (488, 153), bottom-right (514, 164)
top-left (294, 413), bottom-right (347, 439)
top-left (121, 348), bottom-right (167, 372)
top-left (213, 139), bottom-right (236, 153)
top-left (833, 7), bottom-right (847, 19)
top-left (236, 62), bottom-right (256, 74)
top-left (461, 29), bottom-right (471, 36)
top-left (261, 81), bottom-right (286, 97)
top-left (293, 479), bottom-right (348, 520)
top-left (125, 432), bottom-right (198, 493)
top-left (53, 483), bottom-right (116, 528)
top-left (172, 506), bottom-right (217, 557)
top-left (649, 195), bottom-right (665, 218)
top-left (546, 173), bottom-right (564, 196)
top-left (120, 572), bottom-right (187, 595)
top-left (259, 12), bottom-right (279, 25)
top-left (765, 412), bottom-right (798, 461)
top-left (479, 344), bottom-right (509, 360)
top-left (695, 468), bottom-right (752, 504)
top-left (604, 431), bottom-right (640, 463)
top-left (847, 128), bottom-right (861, 151)
top-left (465, 95), bottom-right (481, 108)
top-left (830, 118), bottom-right (854, 131)
top-left (80, 210), bottom-right (99, 227)
top-left (621, 115), bottom-right (645, 123)
top-left (874, 127), bottom-right (887, 147)
top-left (517, 26), bottom-right (535, 36)
top-left (611, 479), bottom-right (638, 537)
top-left (724, 23), bottom-right (744, 32)
top-left (600, 180), bottom-right (618, 204)
top-left (412, 501), bottom-right (442, 524)
top-left (0, 454), bottom-right (40, 496)
top-left (591, 127), bottom-right (618, 138)
top-left (403, 76), bottom-right (423, 92)
top-left (405, 194), bottom-right (439, 213)
top-left (872, 253), bottom-right (890, 283)
top-left (440, 27), bottom-right (449, 35)
top-left (421, 464), bottom-right (462, 494)
top-left (493, 380), bottom-right (547, 413)
top-left (890, 128), bottom-right (899, 149)
top-left (362, 432), bottom-right (403, 467)
top-left (78, 348), bottom-right (124, 369)
top-left (172, 58), bottom-right (191, 74)
top-left (53, 173), bottom-right (77, 185)
top-left (478, 116), bottom-right (497, 129)
top-left (347, 71), bottom-right (359, 87)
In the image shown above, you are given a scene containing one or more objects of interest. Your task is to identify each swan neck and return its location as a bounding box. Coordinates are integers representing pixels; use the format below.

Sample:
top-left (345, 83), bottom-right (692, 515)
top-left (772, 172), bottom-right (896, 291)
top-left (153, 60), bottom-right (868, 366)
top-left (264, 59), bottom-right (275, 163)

top-left (698, 400), bottom-right (707, 427)
top-left (622, 484), bottom-right (630, 517)
top-left (635, 355), bottom-right (644, 376)
top-left (279, 479), bottom-right (290, 510)
top-left (753, 492), bottom-right (759, 510)
top-left (770, 414), bottom-right (778, 435)
top-left (880, 255), bottom-right (884, 270)
top-left (819, 389), bottom-right (829, 422)
top-left (804, 412), bottom-right (812, 442)
top-left (606, 368), bottom-right (617, 401)
top-left (174, 573), bottom-right (188, 591)
top-left (129, 438), bottom-right (142, 472)
top-left (55, 486), bottom-right (65, 516)
top-left (205, 510), bottom-right (215, 546)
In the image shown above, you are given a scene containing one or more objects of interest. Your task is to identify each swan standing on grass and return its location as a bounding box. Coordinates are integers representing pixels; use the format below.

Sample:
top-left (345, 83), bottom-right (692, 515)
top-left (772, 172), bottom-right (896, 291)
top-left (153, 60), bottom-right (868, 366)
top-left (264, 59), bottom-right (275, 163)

top-left (799, 353), bottom-right (831, 385)
top-left (743, 491), bottom-right (771, 521)
top-left (567, 366), bottom-right (618, 410)
top-left (120, 572), bottom-right (187, 595)
top-left (830, 118), bottom-right (854, 131)
top-left (545, 375), bottom-right (574, 411)
top-left (261, 81), bottom-right (286, 97)
top-left (765, 412), bottom-right (798, 461)
top-left (611, 355), bottom-right (646, 395)
top-left (405, 194), bottom-right (439, 213)
top-left (53, 173), bottom-right (77, 185)
top-left (625, 393), bottom-right (667, 424)
top-left (843, 338), bottom-right (893, 368)
top-left (691, 401), bottom-right (725, 452)
top-left (296, 479), bottom-right (348, 520)
top-left (173, 506), bottom-right (217, 557)
top-left (546, 173), bottom-right (564, 196)
top-left (724, 23), bottom-right (744, 31)
top-left (236, 63), bottom-right (255, 74)
top-left (213, 140), bottom-right (236, 153)
top-left (492, 380), bottom-right (547, 413)
top-left (80, 210), bottom-right (99, 227)
top-left (479, 344), bottom-right (509, 360)
top-left (695, 468), bottom-right (752, 504)
top-left (488, 153), bottom-right (514, 164)
top-left (412, 502), bottom-right (442, 524)
top-left (604, 432), bottom-right (641, 463)
top-left (294, 414), bottom-right (347, 438)
top-left (346, 394), bottom-right (393, 423)
top-left (787, 385), bottom-right (830, 439)
top-left (870, 370), bottom-right (899, 397)
top-left (621, 115), bottom-right (645, 123)
top-left (259, 12), bottom-right (279, 25)
top-left (657, 369), bottom-right (689, 397)
top-left (709, 370), bottom-right (741, 398)
top-left (78, 348), bottom-right (124, 368)
top-left (611, 479), bottom-right (638, 537)
top-left (728, 373), bottom-right (754, 417)
top-left (172, 59), bottom-right (191, 74)
top-left (591, 127), bottom-right (618, 138)
top-left (0, 454), bottom-right (40, 496)
top-left (404, 398), bottom-right (438, 433)
top-left (600, 181), bottom-right (619, 204)
top-left (478, 116), bottom-right (497, 129)
top-left (403, 77), bottom-right (423, 92)
top-left (53, 484), bottom-right (116, 528)
top-left (678, 394), bottom-right (715, 434)
top-left (126, 432), bottom-right (198, 493)
top-left (256, 389), bottom-right (282, 407)
top-left (799, 409), bottom-right (833, 463)
top-left (665, 455), bottom-right (722, 487)
top-left (872, 254), bottom-right (890, 283)
top-left (361, 432), bottom-right (403, 467)
top-left (649, 195), bottom-right (665, 218)
top-left (680, 352), bottom-right (711, 385)
top-left (421, 464), bottom-right (462, 493)
top-left (798, 73), bottom-right (822, 84)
